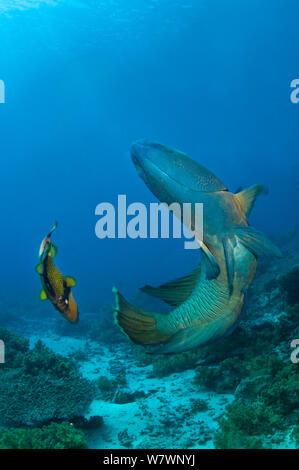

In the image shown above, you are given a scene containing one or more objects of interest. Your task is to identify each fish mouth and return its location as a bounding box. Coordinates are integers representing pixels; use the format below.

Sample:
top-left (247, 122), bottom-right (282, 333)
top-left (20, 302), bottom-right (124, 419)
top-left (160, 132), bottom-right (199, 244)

top-left (131, 141), bottom-right (150, 181)
top-left (131, 140), bottom-right (169, 178)
top-left (131, 139), bottom-right (228, 194)
top-left (131, 140), bottom-right (146, 165)
top-left (131, 151), bottom-right (143, 174)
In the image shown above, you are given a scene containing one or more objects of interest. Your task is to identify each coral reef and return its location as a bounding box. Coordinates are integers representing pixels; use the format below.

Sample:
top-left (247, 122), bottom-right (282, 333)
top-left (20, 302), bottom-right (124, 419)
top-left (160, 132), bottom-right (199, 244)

top-left (0, 422), bottom-right (88, 449)
top-left (278, 265), bottom-right (299, 305)
top-left (0, 336), bottom-right (96, 427)
top-left (97, 374), bottom-right (145, 404)
top-left (1, 231), bottom-right (299, 449)
top-left (151, 350), bottom-right (202, 378)
top-left (205, 263), bottom-right (299, 449)
top-left (0, 327), bottom-right (29, 370)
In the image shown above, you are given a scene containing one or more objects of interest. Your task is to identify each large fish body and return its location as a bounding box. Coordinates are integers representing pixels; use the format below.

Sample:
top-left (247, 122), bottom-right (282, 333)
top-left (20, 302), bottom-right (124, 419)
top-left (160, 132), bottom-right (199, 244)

top-left (114, 140), bottom-right (281, 354)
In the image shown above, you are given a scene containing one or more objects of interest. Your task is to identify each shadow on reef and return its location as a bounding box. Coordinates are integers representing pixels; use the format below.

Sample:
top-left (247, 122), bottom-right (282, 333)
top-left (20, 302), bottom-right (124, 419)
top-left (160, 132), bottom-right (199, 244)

top-left (0, 329), bottom-right (103, 449)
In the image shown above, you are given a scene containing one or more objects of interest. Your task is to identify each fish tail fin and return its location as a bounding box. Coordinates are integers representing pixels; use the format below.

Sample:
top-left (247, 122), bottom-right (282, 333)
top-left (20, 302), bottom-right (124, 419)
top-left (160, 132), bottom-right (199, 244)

top-left (113, 288), bottom-right (171, 346)
top-left (235, 184), bottom-right (268, 219)
top-left (47, 221), bottom-right (58, 239)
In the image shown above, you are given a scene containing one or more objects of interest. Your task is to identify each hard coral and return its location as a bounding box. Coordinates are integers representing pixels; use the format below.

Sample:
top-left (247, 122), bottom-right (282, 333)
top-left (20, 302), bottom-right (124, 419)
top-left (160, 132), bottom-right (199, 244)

top-left (0, 338), bottom-right (96, 427)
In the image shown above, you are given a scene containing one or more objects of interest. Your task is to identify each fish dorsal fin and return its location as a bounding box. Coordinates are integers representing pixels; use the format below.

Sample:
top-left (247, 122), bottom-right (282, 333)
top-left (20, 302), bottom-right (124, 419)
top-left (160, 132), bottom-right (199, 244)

top-left (235, 184), bottom-right (268, 218)
top-left (35, 262), bottom-right (44, 275)
top-left (140, 265), bottom-right (201, 307)
top-left (65, 276), bottom-right (76, 288)
top-left (234, 226), bottom-right (282, 258)
top-left (49, 243), bottom-right (58, 258)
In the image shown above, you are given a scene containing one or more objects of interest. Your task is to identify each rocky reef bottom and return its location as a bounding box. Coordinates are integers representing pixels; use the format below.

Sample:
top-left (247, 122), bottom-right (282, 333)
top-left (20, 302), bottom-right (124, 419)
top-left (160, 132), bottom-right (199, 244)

top-left (0, 228), bottom-right (299, 449)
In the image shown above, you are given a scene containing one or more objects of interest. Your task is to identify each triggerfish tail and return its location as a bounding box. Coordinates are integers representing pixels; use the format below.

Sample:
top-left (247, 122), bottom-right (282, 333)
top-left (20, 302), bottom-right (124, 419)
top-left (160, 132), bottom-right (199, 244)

top-left (113, 288), bottom-right (171, 346)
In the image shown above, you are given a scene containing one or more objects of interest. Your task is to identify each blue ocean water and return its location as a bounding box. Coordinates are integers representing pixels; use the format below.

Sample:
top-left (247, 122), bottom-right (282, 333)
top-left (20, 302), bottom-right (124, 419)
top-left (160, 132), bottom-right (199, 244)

top-left (0, 0), bottom-right (299, 450)
top-left (0, 0), bottom-right (298, 309)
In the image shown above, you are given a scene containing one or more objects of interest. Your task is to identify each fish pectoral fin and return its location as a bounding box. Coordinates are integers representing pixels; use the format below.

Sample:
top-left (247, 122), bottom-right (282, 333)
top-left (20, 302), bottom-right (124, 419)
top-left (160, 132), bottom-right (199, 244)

top-left (200, 242), bottom-right (220, 280)
top-left (38, 288), bottom-right (48, 300)
top-left (222, 235), bottom-right (236, 293)
top-left (234, 226), bottom-right (282, 258)
top-left (35, 262), bottom-right (44, 275)
top-left (140, 265), bottom-right (201, 307)
top-left (235, 184), bottom-right (268, 219)
top-left (65, 276), bottom-right (77, 288)
top-left (49, 243), bottom-right (58, 258)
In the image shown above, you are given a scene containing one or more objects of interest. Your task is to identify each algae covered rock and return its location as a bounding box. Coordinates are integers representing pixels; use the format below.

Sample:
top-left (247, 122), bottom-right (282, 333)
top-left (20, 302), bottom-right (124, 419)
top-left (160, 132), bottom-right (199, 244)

top-left (190, 398), bottom-right (209, 413)
top-left (152, 350), bottom-right (203, 377)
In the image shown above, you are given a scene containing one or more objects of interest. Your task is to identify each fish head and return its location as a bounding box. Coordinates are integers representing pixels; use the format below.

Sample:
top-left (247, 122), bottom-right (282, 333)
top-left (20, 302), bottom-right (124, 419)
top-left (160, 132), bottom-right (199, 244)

top-left (131, 140), bottom-right (227, 205)
top-left (55, 291), bottom-right (79, 323)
